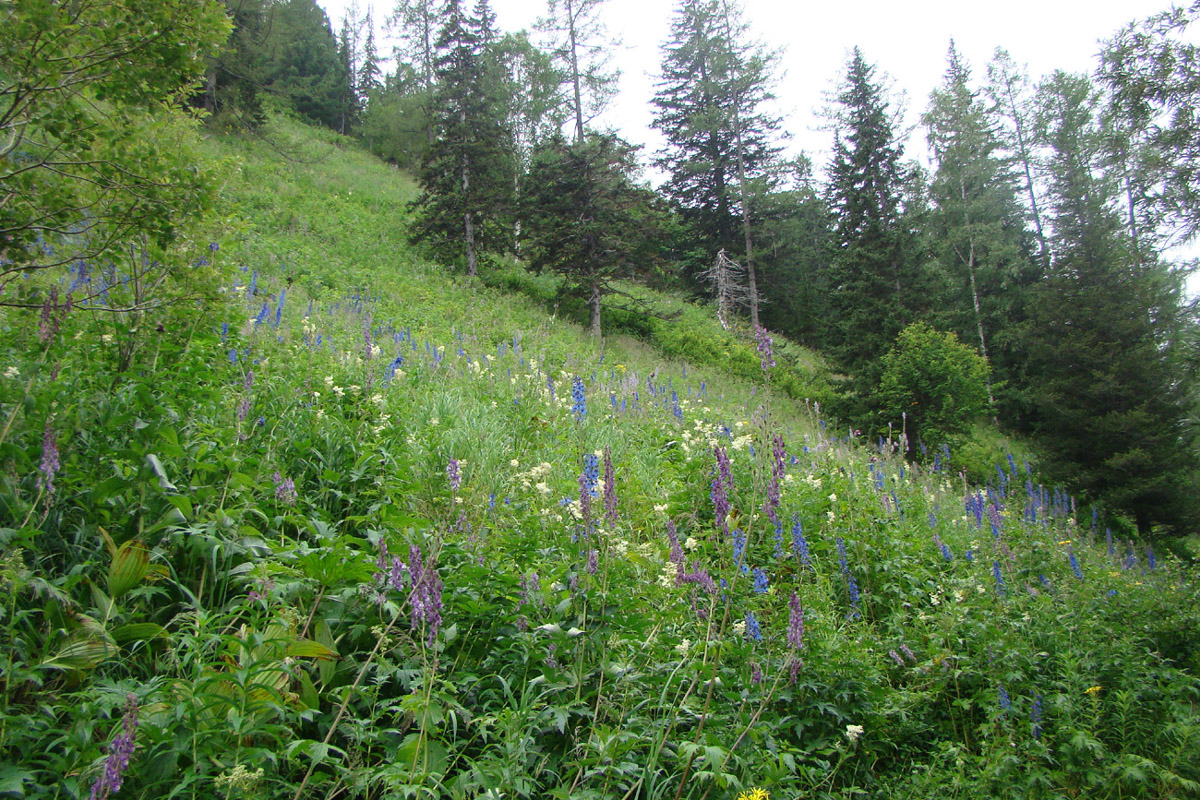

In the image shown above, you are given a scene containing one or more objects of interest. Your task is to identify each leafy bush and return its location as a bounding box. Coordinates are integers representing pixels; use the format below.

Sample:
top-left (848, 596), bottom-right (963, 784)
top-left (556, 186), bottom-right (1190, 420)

top-left (875, 322), bottom-right (990, 453)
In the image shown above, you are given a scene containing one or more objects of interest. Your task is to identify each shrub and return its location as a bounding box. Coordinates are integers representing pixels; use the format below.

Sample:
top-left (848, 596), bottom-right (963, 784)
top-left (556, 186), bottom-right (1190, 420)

top-left (875, 322), bottom-right (989, 453)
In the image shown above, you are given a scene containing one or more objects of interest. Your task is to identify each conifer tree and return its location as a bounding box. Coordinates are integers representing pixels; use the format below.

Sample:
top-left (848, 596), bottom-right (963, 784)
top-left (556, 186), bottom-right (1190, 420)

top-left (523, 133), bottom-right (652, 336)
top-left (651, 0), bottom-right (779, 320)
top-left (410, 0), bottom-right (515, 276)
top-left (824, 49), bottom-right (928, 399)
top-left (1026, 70), bottom-right (1199, 535)
top-left (923, 44), bottom-right (1038, 417)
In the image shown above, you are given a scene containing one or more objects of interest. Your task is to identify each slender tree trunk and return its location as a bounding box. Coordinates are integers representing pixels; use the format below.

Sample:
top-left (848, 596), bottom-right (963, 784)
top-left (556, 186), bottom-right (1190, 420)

top-left (589, 280), bottom-right (602, 336)
top-left (461, 121), bottom-right (476, 276)
top-left (567, 0), bottom-right (585, 145)
top-left (997, 70), bottom-right (1049, 268)
top-left (957, 180), bottom-right (994, 408)
top-left (718, 0), bottom-right (759, 328)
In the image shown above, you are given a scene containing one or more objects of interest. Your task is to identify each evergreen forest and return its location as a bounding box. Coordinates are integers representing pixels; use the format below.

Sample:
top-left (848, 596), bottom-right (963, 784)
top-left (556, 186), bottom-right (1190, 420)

top-left (3, 0), bottom-right (1200, 797)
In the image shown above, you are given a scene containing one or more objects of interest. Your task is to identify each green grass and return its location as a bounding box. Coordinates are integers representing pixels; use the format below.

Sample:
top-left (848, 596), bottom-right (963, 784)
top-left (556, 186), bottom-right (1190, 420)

top-left (1, 115), bottom-right (1197, 800)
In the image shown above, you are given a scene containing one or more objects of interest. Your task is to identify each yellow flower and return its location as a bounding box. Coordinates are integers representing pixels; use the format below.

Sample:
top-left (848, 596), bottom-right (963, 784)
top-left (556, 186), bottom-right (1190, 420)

top-left (736, 790), bottom-right (770, 800)
top-left (1085, 685), bottom-right (1103, 696)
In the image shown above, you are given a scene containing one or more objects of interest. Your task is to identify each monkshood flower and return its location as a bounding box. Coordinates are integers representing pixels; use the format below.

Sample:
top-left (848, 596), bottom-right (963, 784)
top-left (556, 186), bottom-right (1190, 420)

top-left (787, 592), bottom-right (804, 650)
top-left (572, 376), bottom-right (586, 419)
top-left (666, 519), bottom-right (684, 570)
top-left (273, 472), bottom-right (297, 505)
top-left (679, 562), bottom-right (716, 594)
top-left (603, 446), bottom-right (617, 524)
top-left (446, 458), bottom-right (462, 493)
top-left (711, 445), bottom-right (732, 534)
top-left (754, 325), bottom-right (775, 371)
top-left (89, 693), bottom-right (138, 800)
top-left (407, 544), bottom-right (443, 645)
top-left (38, 419), bottom-right (59, 496)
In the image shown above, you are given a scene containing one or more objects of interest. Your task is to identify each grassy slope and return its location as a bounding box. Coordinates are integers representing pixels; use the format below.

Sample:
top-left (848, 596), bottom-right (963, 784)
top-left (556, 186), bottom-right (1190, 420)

top-left (2, 115), bottom-right (1198, 800)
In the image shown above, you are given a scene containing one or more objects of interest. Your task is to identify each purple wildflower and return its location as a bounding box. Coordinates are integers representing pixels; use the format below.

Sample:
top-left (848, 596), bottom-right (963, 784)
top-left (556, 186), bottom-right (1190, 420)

top-left (39, 287), bottom-right (60, 343)
top-left (750, 661), bottom-right (763, 685)
top-left (603, 446), bottom-right (617, 524)
top-left (586, 548), bottom-right (598, 575)
top-left (1031, 694), bottom-right (1043, 740)
top-left (787, 592), bottom-right (804, 650)
top-left (680, 562), bottom-right (716, 594)
top-left (273, 472), bottom-right (297, 505)
top-left (791, 514), bottom-right (810, 568)
top-left (752, 567), bottom-right (769, 594)
top-left (89, 693), bottom-right (138, 800)
top-left (711, 445), bottom-right (731, 534)
top-left (571, 376), bottom-right (586, 419)
top-left (754, 325), bottom-right (775, 371)
top-left (900, 643), bottom-right (916, 663)
top-left (446, 458), bottom-right (461, 493)
top-left (745, 611), bottom-right (762, 642)
top-left (993, 561), bottom-right (1007, 597)
top-left (889, 649), bottom-right (905, 667)
top-left (38, 419), bottom-right (59, 496)
top-left (1068, 548), bottom-right (1083, 580)
top-left (407, 544), bottom-right (443, 645)
top-left (998, 685), bottom-right (1011, 715)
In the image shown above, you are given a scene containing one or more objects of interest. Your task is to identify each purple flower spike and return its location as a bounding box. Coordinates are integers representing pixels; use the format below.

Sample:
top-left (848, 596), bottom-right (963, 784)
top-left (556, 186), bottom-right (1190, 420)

top-left (89, 693), bottom-right (139, 800)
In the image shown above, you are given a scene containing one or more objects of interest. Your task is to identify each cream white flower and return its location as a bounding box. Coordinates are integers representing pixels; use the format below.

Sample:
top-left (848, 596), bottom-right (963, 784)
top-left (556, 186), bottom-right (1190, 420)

top-left (675, 638), bottom-right (691, 656)
top-left (684, 537), bottom-right (700, 551)
top-left (845, 724), bottom-right (864, 743)
top-left (3, 366), bottom-right (18, 379)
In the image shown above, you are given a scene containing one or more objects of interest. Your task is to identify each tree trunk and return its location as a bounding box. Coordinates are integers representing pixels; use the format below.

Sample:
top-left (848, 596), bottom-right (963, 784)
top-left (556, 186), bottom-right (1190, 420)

top-left (589, 280), bottom-right (602, 337)
top-left (567, 0), bottom-right (585, 145)
top-left (462, 147), bottom-right (476, 276)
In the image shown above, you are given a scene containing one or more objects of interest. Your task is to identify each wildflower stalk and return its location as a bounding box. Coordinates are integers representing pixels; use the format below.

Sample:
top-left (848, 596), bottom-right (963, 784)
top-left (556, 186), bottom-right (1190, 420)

top-left (290, 604), bottom-right (403, 800)
top-left (697, 665), bottom-right (787, 800)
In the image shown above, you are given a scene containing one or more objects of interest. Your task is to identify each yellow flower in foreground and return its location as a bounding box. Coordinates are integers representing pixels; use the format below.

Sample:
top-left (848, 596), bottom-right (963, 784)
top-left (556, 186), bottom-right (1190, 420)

top-left (1085, 685), bottom-right (1103, 696)
top-left (737, 790), bottom-right (770, 800)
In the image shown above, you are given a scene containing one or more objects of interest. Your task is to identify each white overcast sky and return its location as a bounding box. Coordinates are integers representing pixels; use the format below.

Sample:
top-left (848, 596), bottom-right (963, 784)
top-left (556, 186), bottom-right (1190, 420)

top-left (322, 0), bottom-right (1178, 178)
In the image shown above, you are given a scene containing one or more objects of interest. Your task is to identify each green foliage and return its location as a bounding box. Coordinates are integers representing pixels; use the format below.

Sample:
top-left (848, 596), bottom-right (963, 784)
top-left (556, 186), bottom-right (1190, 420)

top-left (0, 0), bottom-right (230, 276)
top-left (875, 322), bottom-right (990, 452)
top-left (2, 111), bottom-right (1198, 800)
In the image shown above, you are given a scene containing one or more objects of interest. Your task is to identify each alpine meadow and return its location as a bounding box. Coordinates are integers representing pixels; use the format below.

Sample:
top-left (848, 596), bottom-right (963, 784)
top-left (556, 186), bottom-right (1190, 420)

top-left (5, 0), bottom-right (1200, 798)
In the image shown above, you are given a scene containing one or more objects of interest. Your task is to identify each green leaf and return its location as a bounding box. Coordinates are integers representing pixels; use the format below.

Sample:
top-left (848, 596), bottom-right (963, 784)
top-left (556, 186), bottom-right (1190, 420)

top-left (109, 540), bottom-right (150, 598)
top-left (112, 622), bottom-right (168, 643)
top-left (286, 640), bottom-right (339, 661)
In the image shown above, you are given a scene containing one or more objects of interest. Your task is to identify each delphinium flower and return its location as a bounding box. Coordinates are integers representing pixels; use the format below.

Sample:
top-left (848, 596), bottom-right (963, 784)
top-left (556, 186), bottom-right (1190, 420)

top-left (993, 561), bottom-right (1007, 597)
top-left (1068, 547), bottom-right (1083, 580)
top-left (998, 685), bottom-right (1011, 716)
top-left (1147, 546), bottom-right (1158, 570)
top-left (754, 325), bottom-right (775, 371)
top-left (446, 458), bottom-right (462, 494)
top-left (836, 537), bottom-right (861, 618)
top-left (732, 529), bottom-right (748, 574)
top-left (791, 514), bottom-right (810, 569)
top-left (37, 419), bottom-right (59, 496)
top-left (745, 611), bottom-right (762, 642)
top-left (603, 446), bottom-right (617, 524)
top-left (1031, 694), bottom-right (1043, 739)
top-left (89, 693), bottom-right (139, 800)
top-left (933, 532), bottom-right (953, 561)
top-left (752, 567), bottom-right (768, 594)
top-left (571, 376), bottom-right (586, 419)
top-left (273, 472), bottom-right (298, 505)
top-left (772, 521), bottom-right (784, 559)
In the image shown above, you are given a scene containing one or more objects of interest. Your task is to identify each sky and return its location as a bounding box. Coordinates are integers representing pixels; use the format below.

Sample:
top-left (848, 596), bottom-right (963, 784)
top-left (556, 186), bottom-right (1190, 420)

top-left (322, 0), bottom-right (1178, 178)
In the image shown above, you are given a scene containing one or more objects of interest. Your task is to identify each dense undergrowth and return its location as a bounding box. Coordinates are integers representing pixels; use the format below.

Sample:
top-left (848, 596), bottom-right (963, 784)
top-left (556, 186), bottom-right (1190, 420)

top-left (1, 116), bottom-right (1198, 799)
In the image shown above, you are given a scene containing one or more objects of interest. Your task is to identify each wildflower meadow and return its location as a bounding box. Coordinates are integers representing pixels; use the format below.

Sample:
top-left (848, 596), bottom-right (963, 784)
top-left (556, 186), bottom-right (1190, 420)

top-left (0, 117), bottom-right (1197, 800)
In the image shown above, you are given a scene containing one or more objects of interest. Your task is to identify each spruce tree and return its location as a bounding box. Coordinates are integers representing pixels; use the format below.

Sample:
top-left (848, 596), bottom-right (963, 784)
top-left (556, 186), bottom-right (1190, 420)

top-left (923, 44), bottom-right (1038, 419)
top-left (651, 0), bottom-right (779, 319)
top-left (824, 49), bottom-right (928, 400)
top-left (410, 0), bottom-right (515, 276)
top-left (1026, 70), bottom-right (1199, 535)
top-left (523, 133), bottom-right (650, 336)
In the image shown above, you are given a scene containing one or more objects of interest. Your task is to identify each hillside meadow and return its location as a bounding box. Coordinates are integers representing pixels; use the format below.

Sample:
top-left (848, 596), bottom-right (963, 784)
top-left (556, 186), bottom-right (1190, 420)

top-left (1, 117), bottom-right (1198, 800)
